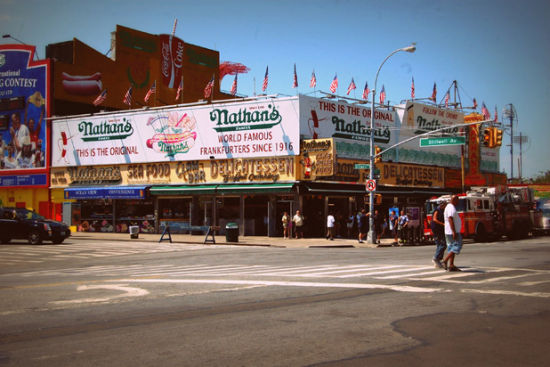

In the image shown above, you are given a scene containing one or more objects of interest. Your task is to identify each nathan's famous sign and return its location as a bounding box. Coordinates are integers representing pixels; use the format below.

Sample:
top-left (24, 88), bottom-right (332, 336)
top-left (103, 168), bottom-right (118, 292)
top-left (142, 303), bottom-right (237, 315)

top-left (299, 95), bottom-right (398, 160)
top-left (51, 97), bottom-right (300, 167)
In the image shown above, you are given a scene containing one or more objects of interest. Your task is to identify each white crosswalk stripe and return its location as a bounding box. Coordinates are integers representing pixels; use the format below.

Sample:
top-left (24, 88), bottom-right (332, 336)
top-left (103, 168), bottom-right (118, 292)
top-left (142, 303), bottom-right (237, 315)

top-left (3, 263), bottom-right (548, 289)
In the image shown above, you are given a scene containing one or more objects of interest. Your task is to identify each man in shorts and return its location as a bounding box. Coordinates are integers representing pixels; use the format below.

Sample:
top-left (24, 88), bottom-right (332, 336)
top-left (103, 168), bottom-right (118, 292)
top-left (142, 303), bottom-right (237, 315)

top-left (442, 195), bottom-right (463, 271)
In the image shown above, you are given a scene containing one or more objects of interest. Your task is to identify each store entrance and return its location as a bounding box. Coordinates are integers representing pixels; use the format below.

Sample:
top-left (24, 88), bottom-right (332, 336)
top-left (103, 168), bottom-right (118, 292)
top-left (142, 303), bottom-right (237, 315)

top-left (302, 196), bottom-right (324, 238)
top-left (244, 196), bottom-right (268, 236)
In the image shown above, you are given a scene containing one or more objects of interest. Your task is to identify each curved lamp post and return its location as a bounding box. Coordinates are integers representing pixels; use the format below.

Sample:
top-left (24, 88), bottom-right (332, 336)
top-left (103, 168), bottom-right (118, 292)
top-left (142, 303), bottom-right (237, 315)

top-left (367, 43), bottom-right (416, 244)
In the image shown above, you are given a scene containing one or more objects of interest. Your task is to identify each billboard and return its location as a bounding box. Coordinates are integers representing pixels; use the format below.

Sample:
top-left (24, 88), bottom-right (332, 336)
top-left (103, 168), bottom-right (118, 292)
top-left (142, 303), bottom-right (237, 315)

top-left (396, 101), bottom-right (464, 168)
top-left (52, 97), bottom-right (300, 167)
top-left (298, 95), bottom-right (399, 160)
top-left (0, 45), bottom-right (49, 187)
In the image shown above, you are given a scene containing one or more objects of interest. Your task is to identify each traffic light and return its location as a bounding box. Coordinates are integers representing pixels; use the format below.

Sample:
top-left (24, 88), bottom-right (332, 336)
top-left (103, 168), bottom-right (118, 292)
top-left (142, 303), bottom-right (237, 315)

top-left (374, 146), bottom-right (382, 163)
top-left (482, 128), bottom-right (492, 147)
top-left (494, 128), bottom-right (503, 146)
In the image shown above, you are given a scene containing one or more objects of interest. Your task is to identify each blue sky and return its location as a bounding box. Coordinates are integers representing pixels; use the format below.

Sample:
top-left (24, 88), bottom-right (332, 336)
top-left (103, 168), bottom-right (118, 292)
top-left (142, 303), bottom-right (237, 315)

top-left (2, 0), bottom-right (549, 179)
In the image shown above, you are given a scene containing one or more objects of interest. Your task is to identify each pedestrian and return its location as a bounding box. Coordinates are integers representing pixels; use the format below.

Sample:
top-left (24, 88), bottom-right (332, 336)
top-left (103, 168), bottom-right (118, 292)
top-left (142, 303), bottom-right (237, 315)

top-left (358, 209), bottom-right (369, 243)
top-left (326, 212), bottom-right (335, 240)
top-left (442, 195), bottom-right (463, 271)
top-left (398, 210), bottom-right (409, 244)
top-left (281, 211), bottom-right (290, 239)
top-left (346, 213), bottom-right (355, 238)
top-left (374, 209), bottom-right (383, 244)
top-left (389, 209), bottom-right (399, 245)
top-left (430, 200), bottom-right (447, 268)
top-left (292, 210), bottom-right (305, 239)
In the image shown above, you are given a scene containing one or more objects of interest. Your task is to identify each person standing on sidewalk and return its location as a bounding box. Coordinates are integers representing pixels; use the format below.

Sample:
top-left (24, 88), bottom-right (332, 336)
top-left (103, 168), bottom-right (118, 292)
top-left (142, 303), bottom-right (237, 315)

top-left (292, 210), bottom-right (305, 239)
top-left (281, 211), bottom-right (290, 239)
top-left (430, 200), bottom-right (447, 268)
top-left (442, 195), bottom-right (463, 271)
top-left (326, 212), bottom-right (335, 240)
top-left (398, 210), bottom-right (409, 244)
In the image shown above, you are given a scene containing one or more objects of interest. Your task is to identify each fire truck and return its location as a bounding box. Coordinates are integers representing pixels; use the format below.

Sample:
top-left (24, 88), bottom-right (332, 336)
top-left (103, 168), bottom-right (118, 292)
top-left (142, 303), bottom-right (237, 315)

top-left (424, 186), bottom-right (536, 242)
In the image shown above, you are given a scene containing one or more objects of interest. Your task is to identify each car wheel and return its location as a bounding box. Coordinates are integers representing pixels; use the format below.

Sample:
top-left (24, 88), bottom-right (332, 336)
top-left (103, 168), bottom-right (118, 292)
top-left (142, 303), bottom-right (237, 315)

top-left (28, 231), bottom-right (43, 245)
top-left (474, 223), bottom-right (487, 242)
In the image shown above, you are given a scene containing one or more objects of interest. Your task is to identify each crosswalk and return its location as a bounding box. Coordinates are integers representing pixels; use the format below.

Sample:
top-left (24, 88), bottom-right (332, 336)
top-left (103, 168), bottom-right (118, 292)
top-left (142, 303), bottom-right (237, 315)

top-left (3, 263), bottom-right (549, 287)
top-left (0, 242), bottom-right (217, 265)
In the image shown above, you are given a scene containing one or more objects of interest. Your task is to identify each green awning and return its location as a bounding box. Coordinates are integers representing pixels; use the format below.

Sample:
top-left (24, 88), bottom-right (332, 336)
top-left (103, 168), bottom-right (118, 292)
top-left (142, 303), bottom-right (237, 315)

top-left (150, 184), bottom-right (218, 195)
top-left (150, 183), bottom-right (294, 196)
top-left (216, 183), bottom-right (294, 194)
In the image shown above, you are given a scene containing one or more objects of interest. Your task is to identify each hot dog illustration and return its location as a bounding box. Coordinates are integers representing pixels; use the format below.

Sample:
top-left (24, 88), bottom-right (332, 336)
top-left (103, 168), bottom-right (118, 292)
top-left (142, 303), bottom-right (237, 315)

top-left (146, 131), bottom-right (197, 149)
top-left (61, 72), bottom-right (103, 96)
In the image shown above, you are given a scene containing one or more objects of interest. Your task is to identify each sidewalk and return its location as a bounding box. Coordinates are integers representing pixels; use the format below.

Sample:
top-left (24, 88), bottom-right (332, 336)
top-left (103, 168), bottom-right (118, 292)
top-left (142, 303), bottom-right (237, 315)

top-left (70, 231), bottom-right (400, 249)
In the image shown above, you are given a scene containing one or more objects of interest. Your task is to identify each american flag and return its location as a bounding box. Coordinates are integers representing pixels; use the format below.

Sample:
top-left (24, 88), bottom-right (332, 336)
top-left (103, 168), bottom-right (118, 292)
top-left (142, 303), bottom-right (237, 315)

top-left (292, 64), bottom-right (298, 88)
top-left (310, 70), bottom-right (316, 88)
top-left (362, 81), bottom-right (370, 100)
top-left (175, 77), bottom-right (183, 101)
top-left (445, 91), bottom-right (450, 108)
top-left (379, 85), bottom-right (386, 104)
top-left (494, 105), bottom-right (498, 122)
top-left (262, 66), bottom-right (268, 92)
top-left (144, 81), bottom-right (156, 103)
top-left (93, 89), bottom-right (107, 106)
top-left (411, 77), bottom-right (415, 99)
top-left (346, 78), bottom-right (356, 95)
top-left (204, 76), bottom-right (214, 99)
top-left (123, 86), bottom-right (133, 106)
top-left (481, 102), bottom-right (491, 120)
top-left (430, 82), bottom-right (437, 102)
top-left (230, 73), bottom-right (238, 96)
top-left (329, 74), bottom-right (338, 93)
top-left (473, 98), bottom-right (478, 109)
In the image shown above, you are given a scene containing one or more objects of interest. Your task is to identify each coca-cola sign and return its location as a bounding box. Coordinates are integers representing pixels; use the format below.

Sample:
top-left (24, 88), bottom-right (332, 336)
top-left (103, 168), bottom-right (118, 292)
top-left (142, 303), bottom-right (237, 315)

top-left (159, 34), bottom-right (184, 88)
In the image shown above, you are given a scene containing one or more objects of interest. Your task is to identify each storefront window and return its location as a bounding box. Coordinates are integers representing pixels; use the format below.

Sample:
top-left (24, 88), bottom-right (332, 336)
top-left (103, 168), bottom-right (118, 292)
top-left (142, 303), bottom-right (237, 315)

top-left (79, 199), bottom-right (113, 232)
top-left (116, 199), bottom-right (154, 233)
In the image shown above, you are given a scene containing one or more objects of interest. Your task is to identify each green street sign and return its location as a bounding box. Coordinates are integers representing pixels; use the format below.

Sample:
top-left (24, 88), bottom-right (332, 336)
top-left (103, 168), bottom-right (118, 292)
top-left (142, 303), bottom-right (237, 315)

top-left (420, 136), bottom-right (466, 147)
top-left (354, 164), bottom-right (370, 169)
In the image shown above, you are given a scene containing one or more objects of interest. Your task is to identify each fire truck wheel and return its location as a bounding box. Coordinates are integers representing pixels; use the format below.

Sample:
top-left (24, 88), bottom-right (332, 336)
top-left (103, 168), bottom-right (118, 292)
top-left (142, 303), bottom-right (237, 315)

top-left (474, 224), bottom-right (487, 242)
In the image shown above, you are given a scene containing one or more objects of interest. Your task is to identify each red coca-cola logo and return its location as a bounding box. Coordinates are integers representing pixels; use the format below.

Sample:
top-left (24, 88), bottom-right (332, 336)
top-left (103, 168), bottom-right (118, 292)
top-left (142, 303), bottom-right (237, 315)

top-left (159, 34), bottom-right (184, 88)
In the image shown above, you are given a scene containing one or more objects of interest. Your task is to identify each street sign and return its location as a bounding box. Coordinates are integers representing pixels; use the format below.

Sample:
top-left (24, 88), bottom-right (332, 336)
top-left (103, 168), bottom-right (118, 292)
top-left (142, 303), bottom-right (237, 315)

top-left (419, 136), bottom-right (466, 147)
top-left (354, 164), bottom-right (370, 169)
top-left (366, 179), bottom-right (376, 192)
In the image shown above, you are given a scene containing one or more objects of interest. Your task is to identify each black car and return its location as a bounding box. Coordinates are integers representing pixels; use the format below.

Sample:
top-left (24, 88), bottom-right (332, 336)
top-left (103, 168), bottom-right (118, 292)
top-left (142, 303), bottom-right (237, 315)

top-left (0, 207), bottom-right (71, 245)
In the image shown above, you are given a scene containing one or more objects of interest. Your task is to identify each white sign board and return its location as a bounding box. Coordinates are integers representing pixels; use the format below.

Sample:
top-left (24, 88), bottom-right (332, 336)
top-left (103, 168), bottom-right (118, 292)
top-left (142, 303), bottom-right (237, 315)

top-left (298, 95), bottom-right (399, 160)
top-left (52, 97), bottom-right (300, 167)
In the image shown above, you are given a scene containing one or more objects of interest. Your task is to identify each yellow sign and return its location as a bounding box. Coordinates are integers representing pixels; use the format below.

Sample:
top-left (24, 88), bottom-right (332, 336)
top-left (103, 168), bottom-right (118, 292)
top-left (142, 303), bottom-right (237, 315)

top-left (50, 157), bottom-right (296, 187)
top-left (378, 162), bottom-right (444, 188)
top-left (299, 138), bottom-right (335, 180)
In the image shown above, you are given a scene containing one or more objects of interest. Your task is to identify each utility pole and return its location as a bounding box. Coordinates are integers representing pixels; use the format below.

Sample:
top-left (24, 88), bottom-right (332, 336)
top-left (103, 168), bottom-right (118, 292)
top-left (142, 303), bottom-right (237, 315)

top-left (504, 104), bottom-right (515, 181)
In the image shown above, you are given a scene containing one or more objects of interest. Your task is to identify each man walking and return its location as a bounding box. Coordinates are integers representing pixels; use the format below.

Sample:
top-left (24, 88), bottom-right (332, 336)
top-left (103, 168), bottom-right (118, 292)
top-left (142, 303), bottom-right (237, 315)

top-left (430, 200), bottom-right (447, 268)
top-left (292, 210), bottom-right (305, 239)
top-left (442, 195), bottom-right (463, 271)
top-left (326, 212), bottom-right (335, 240)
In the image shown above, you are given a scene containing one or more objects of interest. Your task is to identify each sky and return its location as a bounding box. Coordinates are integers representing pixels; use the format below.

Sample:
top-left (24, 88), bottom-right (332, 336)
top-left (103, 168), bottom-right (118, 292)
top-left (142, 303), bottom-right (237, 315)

top-left (1, 0), bottom-right (549, 179)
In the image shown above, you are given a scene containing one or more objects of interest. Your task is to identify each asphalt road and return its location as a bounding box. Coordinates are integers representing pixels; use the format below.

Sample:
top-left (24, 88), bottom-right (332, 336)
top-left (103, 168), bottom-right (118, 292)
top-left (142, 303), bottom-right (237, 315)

top-left (0, 236), bottom-right (549, 366)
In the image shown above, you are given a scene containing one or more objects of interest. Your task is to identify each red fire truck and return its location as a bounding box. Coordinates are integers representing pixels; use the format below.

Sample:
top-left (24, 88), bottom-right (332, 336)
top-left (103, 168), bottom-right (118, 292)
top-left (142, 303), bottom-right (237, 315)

top-left (424, 186), bottom-right (536, 242)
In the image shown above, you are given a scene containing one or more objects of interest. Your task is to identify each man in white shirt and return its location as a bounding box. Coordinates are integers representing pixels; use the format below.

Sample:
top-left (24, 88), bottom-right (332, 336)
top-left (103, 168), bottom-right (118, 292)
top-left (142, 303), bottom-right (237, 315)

top-left (442, 195), bottom-right (463, 271)
top-left (326, 212), bottom-right (335, 240)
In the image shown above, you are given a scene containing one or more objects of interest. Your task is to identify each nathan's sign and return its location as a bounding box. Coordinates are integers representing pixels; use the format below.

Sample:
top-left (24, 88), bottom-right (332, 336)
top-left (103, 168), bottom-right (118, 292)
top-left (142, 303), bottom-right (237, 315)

top-left (210, 104), bottom-right (282, 132)
top-left (299, 95), bottom-right (398, 160)
top-left (378, 162), bottom-right (444, 188)
top-left (299, 138), bottom-right (335, 179)
top-left (51, 97), bottom-right (300, 167)
top-left (50, 157), bottom-right (296, 187)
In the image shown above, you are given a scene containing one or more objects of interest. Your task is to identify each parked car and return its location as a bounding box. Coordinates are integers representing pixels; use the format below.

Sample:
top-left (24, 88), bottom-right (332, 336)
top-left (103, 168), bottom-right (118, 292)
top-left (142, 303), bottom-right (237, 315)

top-left (0, 207), bottom-right (71, 245)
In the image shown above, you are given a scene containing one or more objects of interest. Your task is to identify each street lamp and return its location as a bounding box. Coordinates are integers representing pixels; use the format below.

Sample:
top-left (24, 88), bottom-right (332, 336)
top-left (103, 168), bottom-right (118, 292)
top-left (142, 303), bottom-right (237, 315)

top-left (367, 43), bottom-right (416, 244)
top-left (2, 34), bottom-right (39, 60)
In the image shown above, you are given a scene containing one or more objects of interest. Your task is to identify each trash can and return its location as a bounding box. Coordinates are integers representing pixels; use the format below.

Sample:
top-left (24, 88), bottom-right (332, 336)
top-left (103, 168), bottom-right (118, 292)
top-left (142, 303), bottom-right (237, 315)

top-left (129, 225), bottom-right (139, 239)
top-left (225, 222), bottom-right (239, 242)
